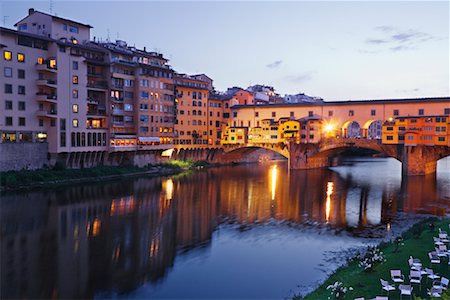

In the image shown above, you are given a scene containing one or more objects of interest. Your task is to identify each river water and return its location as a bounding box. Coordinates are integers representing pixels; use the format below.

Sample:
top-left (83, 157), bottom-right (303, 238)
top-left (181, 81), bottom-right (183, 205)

top-left (1, 157), bottom-right (449, 299)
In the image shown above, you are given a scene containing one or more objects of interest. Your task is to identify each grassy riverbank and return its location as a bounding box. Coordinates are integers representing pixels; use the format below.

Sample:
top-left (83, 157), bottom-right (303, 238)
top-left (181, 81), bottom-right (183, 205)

top-left (303, 217), bottom-right (450, 300)
top-left (0, 159), bottom-right (208, 191)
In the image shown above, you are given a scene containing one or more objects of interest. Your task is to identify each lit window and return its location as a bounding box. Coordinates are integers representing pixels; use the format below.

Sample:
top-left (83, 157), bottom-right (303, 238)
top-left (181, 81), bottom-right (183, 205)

top-left (73, 119), bottom-right (79, 127)
top-left (72, 104), bottom-right (78, 113)
top-left (37, 57), bottom-right (44, 64)
top-left (72, 89), bottom-right (78, 98)
top-left (17, 53), bottom-right (25, 62)
top-left (49, 59), bottom-right (57, 69)
top-left (72, 75), bottom-right (78, 84)
top-left (3, 51), bottom-right (12, 61)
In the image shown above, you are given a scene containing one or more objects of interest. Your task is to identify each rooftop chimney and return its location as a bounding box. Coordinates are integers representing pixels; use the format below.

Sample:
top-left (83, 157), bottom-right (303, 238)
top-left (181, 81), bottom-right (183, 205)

top-left (28, 8), bottom-right (35, 15)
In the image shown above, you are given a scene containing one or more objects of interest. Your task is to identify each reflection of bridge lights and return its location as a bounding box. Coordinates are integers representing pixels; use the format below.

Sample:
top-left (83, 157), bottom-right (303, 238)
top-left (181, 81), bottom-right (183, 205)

top-left (270, 165), bottom-right (278, 201)
top-left (387, 223), bottom-right (391, 232)
top-left (325, 181), bottom-right (334, 223)
top-left (164, 178), bottom-right (174, 200)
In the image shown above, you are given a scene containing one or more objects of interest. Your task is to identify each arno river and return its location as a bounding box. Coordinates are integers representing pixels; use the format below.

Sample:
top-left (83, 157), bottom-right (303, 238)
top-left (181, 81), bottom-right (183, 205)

top-left (1, 157), bottom-right (449, 299)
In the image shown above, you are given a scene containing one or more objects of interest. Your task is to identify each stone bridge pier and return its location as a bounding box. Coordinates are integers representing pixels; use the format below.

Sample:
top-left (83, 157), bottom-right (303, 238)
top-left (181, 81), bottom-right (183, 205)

top-left (288, 140), bottom-right (450, 176)
top-left (399, 145), bottom-right (450, 176)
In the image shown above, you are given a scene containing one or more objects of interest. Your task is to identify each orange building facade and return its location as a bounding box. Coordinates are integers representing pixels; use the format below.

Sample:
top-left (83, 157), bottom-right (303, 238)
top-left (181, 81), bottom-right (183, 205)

top-left (382, 115), bottom-right (450, 146)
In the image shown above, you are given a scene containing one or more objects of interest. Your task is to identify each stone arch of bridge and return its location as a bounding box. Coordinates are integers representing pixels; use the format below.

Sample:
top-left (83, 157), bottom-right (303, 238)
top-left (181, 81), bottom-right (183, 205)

top-left (222, 144), bottom-right (289, 159)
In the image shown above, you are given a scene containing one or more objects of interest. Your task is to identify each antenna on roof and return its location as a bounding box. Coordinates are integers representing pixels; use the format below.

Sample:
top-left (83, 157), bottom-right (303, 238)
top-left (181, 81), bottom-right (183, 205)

top-left (2, 16), bottom-right (8, 27)
top-left (49, 0), bottom-right (54, 14)
top-left (107, 28), bottom-right (110, 42)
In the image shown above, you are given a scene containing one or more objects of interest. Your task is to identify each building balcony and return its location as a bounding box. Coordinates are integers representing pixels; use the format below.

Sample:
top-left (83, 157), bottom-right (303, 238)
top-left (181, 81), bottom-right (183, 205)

top-left (36, 109), bottom-right (57, 118)
top-left (36, 93), bottom-right (57, 103)
top-left (36, 79), bottom-right (57, 88)
top-left (87, 98), bottom-right (100, 104)
top-left (87, 81), bottom-right (108, 90)
top-left (110, 97), bottom-right (124, 102)
top-left (87, 110), bottom-right (107, 117)
top-left (87, 72), bottom-right (105, 78)
top-left (36, 63), bottom-right (57, 73)
top-left (112, 108), bottom-right (124, 115)
top-left (111, 84), bottom-right (124, 90)
top-left (112, 121), bottom-right (125, 126)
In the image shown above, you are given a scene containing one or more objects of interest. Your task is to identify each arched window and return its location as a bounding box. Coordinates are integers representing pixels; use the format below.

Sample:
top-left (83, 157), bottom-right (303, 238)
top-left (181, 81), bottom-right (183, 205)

top-left (193, 120), bottom-right (197, 125)
top-left (192, 101), bottom-right (197, 106)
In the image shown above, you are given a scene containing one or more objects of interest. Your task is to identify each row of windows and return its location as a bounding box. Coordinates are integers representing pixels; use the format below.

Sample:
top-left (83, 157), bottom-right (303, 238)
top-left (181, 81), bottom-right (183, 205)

top-left (5, 100), bottom-right (26, 111)
top-left (173, 139), bottom-right (210, 145)
top-left (70, 132), bottom-right (106, 148)
top-left (4, 117), bottom-right (26, 126)
top-left (248, 108), bottom-right (450, 119)
top-left (4, 67), bottom-right (25, 79)
top-left (139, 115), bottom-right (172, 123)
top-left (139, 104), bottom-right (173, 113)
top-left (176, 91), bottom-right (208, 98)
top-left (4, 84), bottom-right (25, 94)
top-left (139, 126), bottom-right (173, 133)
top-left (3, 51), bottom-right (25, 62)
top-left (386, 135), bottom-right (447, 142)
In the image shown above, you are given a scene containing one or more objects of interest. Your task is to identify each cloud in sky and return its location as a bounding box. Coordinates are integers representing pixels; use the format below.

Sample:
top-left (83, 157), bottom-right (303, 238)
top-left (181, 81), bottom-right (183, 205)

top-left (285, 71), bottom-right (314, 84)
top-left (266, 60), bottom-right (283, 69)
top-left (364, 27), bottom-right (437, 52)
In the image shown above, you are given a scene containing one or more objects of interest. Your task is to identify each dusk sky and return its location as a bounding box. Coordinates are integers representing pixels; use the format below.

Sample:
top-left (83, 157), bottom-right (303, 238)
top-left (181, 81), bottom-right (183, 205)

top-left (2, 1), bottom-right (449, 100)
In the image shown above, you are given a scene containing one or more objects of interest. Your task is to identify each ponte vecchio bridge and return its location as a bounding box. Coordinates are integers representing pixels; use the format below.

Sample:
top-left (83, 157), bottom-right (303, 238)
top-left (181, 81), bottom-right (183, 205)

top-left (219, 97), bottom-right (450, 176)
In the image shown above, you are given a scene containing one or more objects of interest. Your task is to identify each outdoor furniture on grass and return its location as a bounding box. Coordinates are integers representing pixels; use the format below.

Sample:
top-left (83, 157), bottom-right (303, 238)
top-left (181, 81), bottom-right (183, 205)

top-left (434, 237), bottom-right (445, 247)
top-left (426, 267), bottom-right (440, 283)
top-left (380, 279), bottom-right (395, 295)
top-left (433, 277), bottom-right (449, 290)
top-left (429, 252), bottom-right (441, 264)
top-left (408, 256), bottom-right (422, 270)
top-left (391, 270), bottom-right (405, 284)
top-left (428, 286), bottom-right (443, 298)
top-left (399, 284), bottom-right (413, 299)
top-left (409, 270), bottom-right (422, 289)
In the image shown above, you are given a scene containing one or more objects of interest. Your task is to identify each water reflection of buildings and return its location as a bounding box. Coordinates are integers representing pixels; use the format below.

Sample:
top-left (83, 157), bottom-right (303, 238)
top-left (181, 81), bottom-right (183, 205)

top-left (1, 163), bottom-right (448, 298)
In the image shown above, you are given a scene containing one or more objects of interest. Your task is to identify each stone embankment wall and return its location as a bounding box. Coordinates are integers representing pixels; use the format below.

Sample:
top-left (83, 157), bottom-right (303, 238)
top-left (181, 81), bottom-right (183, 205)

top-left (0, 145), bottom-right (283, 172)
top-left (0, 142), bottom-right (49, 171)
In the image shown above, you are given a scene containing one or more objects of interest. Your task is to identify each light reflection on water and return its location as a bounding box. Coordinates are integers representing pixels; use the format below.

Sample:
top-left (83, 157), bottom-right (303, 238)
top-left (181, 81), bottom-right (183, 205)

top-left (1, 157), bottom-right (449, 299)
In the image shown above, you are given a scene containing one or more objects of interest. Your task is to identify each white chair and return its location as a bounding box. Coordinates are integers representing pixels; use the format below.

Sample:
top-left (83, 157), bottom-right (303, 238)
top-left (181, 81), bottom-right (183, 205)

top-left (374, 297), bottom-right (388, 300)
top-left (433, 277), bottom-right (449, 290)
top-left (434, 237), bottom-right (445, 246)
top-left (399, 284), bottom-right (413, 299)
top-left (426, 267), bottom-right (440, 283)
top-left (391, 270), bottom-right (405, 283)
top-left (380, 278), bottom-right (395, 295)
top-left (409, 270), bottom-right (422, 289)
top-left (429, 252), bottom-right (441, 264)
top-left (438, 244), bottom-right (449, 256)
top-left (428, 286), bottom-right (443, 298)
top-left (435, 247), bottom-right (448, 258)
top-left (408, 256), bottom-right (422, 270)
top-left (439, 231), bottom-right (449, 243)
